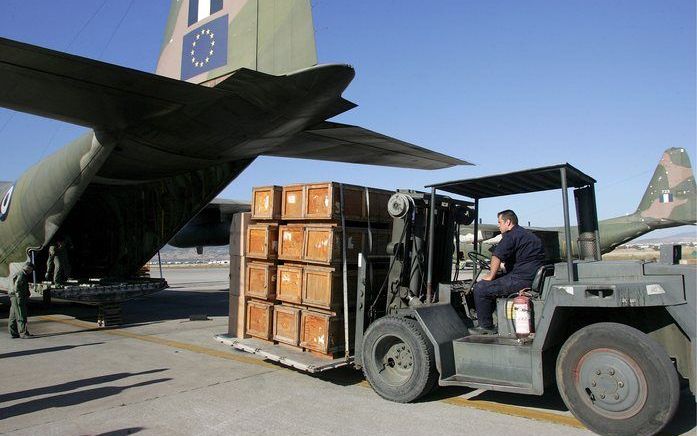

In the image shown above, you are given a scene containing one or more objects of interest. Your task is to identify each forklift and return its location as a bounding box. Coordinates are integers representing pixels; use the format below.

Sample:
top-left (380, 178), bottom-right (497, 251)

top-left (221, 163), bottom-right (695, 436)
top-left (354, 164), bottom-right (695, 436)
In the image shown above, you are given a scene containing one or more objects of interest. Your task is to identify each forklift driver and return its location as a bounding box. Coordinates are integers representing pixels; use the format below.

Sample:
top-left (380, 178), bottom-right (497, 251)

top-left (469, 210), bottom-right (545, 335)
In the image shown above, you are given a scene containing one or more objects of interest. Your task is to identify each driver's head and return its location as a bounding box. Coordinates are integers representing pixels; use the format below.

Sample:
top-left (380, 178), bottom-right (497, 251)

top-left (497, 210), bottom-right (518, 234)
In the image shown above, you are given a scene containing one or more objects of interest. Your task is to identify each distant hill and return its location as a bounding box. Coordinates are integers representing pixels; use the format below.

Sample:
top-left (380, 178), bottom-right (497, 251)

top-left (150, 245), bottom-right (230, 265)
top-left (631, 230), bottom-right (697, 245)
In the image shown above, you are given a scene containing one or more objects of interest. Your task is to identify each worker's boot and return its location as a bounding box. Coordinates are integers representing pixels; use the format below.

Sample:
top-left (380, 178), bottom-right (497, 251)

top-left (468, 326), bottom-right (497, 336)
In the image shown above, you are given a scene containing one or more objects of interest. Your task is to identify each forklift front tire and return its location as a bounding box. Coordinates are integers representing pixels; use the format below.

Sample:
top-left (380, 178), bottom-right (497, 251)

top-left (556, 322), bottom-right (680, 436)
top-left (361, 316), bottom-right (438, 403)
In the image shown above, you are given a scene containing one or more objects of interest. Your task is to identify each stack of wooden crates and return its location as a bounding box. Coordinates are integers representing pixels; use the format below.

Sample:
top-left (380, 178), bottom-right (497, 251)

top-left (243, 182), bottom-right (392, 358)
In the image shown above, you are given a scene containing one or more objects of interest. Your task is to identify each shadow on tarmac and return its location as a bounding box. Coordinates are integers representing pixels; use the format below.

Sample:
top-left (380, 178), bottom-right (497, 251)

top-left (421, 385), bottom-right (571, 411)
top-left (660, 390), bottom-right (696, 435)
top-left (314, 367), bottom-right (695, 434)
top-left (0, 368), bottom-right (168, 403)
top-left (96, 428), bottom-right (145, 436)
top-left (313, 366), bottom-right (365, 387)
top-left (0, 342), bottom-right (104, 360)
top-left (0, 288), bottom-right (229, 327)
top-left (0, 378), bottom-right (172, 420)
top-left (120, 289), bottom-right (229, 324)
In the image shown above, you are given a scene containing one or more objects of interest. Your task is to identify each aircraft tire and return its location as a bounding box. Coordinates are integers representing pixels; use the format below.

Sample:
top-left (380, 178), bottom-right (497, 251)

top-left (556, 322), bottom-right (679, 436)
top-left (361, 316), bottom-right (438, 403)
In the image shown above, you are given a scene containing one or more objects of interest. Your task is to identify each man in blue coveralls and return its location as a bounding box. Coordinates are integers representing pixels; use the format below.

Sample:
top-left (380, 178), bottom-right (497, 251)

top-left (469, 210), bottom-right (545, 335)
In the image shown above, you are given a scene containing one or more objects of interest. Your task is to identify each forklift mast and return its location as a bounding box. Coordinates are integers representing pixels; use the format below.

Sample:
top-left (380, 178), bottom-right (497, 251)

top-left (382, 190), bottom-right (473, 313)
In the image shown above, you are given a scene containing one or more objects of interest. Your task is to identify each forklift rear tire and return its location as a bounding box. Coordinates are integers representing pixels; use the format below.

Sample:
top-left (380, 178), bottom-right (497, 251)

top-left (556, 322), bottom-right (679, 436)
top-left (362, 316), bottom-right (438, 403)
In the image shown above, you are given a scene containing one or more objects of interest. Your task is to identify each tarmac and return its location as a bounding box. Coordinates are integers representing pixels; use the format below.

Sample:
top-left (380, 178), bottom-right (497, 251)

top-left (0, 267), bottom-right (694, 435)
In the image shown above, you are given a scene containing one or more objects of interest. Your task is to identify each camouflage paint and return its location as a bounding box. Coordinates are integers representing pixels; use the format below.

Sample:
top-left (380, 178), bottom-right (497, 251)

top-left (156, 0), bottom-right (317, 82)
top-left (594, 147), bottom-right (696, 254)
top-left (0, 132), bottom-right (113, 277)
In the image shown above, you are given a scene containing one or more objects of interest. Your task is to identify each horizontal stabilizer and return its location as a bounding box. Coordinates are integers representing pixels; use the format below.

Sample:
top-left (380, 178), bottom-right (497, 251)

top-left (205, 198), bottom-right (251, 217)
top-left (265, 121), bottom-right (470, 170)
top-left (169, 198), bottom-right (250, 249)
top-left (0, 37), bottom-right (219, 129)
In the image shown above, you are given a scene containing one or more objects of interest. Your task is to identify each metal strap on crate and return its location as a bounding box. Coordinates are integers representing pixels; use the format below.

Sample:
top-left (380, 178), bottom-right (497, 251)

top-left (339, 183), bottom-right (350, 360)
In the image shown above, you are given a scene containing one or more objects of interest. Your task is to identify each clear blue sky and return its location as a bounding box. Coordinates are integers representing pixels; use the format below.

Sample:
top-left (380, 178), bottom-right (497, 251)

top-left (0, 0), bottom-right (694, 235)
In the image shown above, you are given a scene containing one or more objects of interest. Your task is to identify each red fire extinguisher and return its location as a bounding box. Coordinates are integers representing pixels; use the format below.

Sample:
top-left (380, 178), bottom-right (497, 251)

top-left (512, 292), bottom-right (533, 339)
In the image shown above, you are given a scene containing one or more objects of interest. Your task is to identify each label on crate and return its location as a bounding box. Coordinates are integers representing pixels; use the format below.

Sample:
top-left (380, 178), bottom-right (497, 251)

top-left (287, 194), bottom-right (297, 204)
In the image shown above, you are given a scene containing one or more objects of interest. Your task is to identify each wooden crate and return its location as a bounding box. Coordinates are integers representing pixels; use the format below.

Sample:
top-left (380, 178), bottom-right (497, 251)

top-left (302, 265), bottom-right (357, 311)
top-left (276, 263), bottom-right (303, 304)
top-left (300, 309), bottom-right (346, 356)
top-left (246, 223), bottom-right (279, 260)
top-left (273, 304), bottom-right (302, 346)
top-left (304, 182), bottom-right (393, 222)
top-left (303, 225), bottom-right (369, 265)
top-left (230, 212), bottom-right (252, 257)
top-left (281, 184), bottom-right (304, 220)
top-left (229, 212), bottom-right (251, 338)
top-left (278, 224), bottom-right (305, 261)
top-left (251, 186), bottom-right (282, 220)
top-left (245, 299), bottom-right (274, 340)
top-left (304, 182), bottom-right (363, 221)
top-left (245, 261), bottom-right (277, 300)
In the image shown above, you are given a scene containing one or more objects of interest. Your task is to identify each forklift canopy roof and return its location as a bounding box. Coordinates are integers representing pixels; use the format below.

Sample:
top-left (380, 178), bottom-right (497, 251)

top-left (426, 164), bottom-right (596, 199)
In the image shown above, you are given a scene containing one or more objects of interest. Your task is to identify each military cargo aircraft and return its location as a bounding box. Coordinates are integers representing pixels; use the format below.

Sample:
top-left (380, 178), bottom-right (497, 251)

top-left (170, 147), bottom-right (695, 259)
top-left (0, 0), bottom-right (466, 301)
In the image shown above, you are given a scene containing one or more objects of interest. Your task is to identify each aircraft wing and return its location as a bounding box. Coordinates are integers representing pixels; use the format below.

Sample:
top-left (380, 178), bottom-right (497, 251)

top-left (267, 121), bottom-right (471, 170)
top-left (0, 37), bottom-right (466, 171)
top-left (0, 36), bottom-right (219, 129)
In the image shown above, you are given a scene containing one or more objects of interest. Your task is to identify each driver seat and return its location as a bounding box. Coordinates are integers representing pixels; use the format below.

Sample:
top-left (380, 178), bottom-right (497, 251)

top-left (523, 264), bottom-right (555, 296)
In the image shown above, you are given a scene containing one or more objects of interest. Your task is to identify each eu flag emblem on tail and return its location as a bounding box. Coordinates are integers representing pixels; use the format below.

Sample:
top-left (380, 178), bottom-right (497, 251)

top-left (181, 14), bottom-right (228, 81)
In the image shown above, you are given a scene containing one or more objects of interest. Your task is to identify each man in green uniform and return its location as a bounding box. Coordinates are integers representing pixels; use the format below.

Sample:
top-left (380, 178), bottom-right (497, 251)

top-left (46, 237), bottom-right (71, 285)
top-left (9, 261), bottom-right (34, 338)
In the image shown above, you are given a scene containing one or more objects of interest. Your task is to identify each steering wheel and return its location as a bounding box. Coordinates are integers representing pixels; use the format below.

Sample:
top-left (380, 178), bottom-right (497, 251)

top-left (467, 251), bottom-right (491, 270)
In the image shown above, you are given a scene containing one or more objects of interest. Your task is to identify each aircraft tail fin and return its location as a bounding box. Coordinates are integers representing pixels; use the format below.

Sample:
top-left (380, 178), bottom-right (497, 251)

top-left (635, 147), bottom-right (696, 225)
top-left (156, 0), bottom-right (317, 83)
